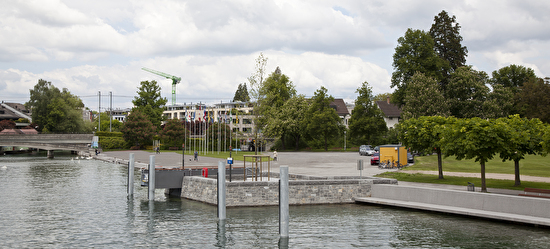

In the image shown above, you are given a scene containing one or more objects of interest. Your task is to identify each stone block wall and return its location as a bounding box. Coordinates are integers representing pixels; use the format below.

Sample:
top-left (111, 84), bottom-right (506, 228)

top-left (180, 175), bottom-right (397, 207)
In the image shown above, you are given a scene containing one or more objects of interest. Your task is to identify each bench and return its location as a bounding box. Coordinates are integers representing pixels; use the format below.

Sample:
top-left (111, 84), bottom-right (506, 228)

top-left (519, 188), bottom-right (550, 198)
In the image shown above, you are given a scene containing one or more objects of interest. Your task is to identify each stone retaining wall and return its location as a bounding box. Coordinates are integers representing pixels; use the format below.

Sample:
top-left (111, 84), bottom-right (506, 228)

top-left (180, 175), bottom-right (397, 207)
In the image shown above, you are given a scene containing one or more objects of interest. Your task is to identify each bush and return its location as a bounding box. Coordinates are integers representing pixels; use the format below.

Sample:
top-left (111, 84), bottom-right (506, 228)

top-left (95, 131), bottom-right (123, 137)
top-left (99, 137), bottom-right (126, 149)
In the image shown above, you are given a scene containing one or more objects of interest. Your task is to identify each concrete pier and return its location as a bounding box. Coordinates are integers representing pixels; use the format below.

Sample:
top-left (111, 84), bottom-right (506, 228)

top-left (355, 184), bottom-right (550, 227)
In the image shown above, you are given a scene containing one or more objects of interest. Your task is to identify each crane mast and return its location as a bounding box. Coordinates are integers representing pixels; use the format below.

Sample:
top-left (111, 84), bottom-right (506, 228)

top-left (141, 67), bottom-right (182, 106)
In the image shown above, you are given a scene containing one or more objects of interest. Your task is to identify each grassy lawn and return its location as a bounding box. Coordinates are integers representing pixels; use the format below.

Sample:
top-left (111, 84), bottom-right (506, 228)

top-left (402, 154), bottom-right (550, 177)
top-left (376, 172), bottom-right (550, 190)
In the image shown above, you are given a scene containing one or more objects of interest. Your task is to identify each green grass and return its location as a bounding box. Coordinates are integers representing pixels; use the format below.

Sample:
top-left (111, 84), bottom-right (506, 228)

top-left (403, 154), bottom-right (550, 177)
top-left (376, 172), bottom-right (550, 190)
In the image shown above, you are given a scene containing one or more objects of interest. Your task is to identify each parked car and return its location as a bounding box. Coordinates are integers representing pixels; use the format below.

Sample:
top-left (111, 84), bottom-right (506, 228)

top-left (407, 152), bottom-right (414, 164)
top-left (359, 145), bottom-right (375, 156)
top-left (370, 152), bottom-right (380, 165)
top-left (374, 146), bottom-right (379, 152)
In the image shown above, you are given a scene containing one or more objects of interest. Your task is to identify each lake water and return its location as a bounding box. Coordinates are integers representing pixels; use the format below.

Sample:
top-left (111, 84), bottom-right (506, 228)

top-left (1, 153), bottom-right (549, 248)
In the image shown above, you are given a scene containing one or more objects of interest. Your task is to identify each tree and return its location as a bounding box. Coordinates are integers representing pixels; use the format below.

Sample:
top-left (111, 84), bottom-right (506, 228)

top-left (258, 67), bottom-right (296, 149)
top-left (372, 93), bottom-right (392, 102)
top-left (280, 95), bottom-right (309, 150)
top-left (94, 112), bottom-right (123, 132)
top-left (441, 117), bottom-right (510, 192)
top-left (515, 77), bottom-right (550, 123)
top-left (497, 115), bottom-right (546, 186)
top-left (303, 86), bottom-right (344, 151)
top-left (429, 10), bottom-right (468, 87)
top-left (0, 120), bottom-right (16, 131)
top-left (483, 84), bottom-right (514, 119)
top-left (391, 28), bottom-right (448, 107)
top-left (445, 66), bottom-right (490, 118)
top-left (491, 64), bottom-right (536, 92)
top-left (132, 80), bottom-right (167, 129)
top-left (398, 116), bottom-right (454, 179)
top-left (121, 109), bottom-right (156, 148)
top-left (26, 79), bottom-right (90, 133)
top-left (401, 72), bottom-right (449, 119)
top-left (232, 83), bottom-right (250, 102)
top-left (247, 53), bottom-right (268, 155)
top-left (160, 118), bottom-right (188, 148)
top-left (348, 82), bottom-right (387, 145)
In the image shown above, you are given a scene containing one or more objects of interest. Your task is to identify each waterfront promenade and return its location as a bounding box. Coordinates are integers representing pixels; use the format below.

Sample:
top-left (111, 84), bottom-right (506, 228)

top-left (98, 150), bottom-right (538, 195)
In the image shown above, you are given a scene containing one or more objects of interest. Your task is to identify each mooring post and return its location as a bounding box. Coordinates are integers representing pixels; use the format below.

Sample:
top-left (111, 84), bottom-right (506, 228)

top-left (148, 155), bottom-right (155, 201)
top-left (218, 160), bottom-right (226, 220)
top-left (128, 153), bottom-right (135, 197)
top-left (279, 165), bottom-right (289, 238)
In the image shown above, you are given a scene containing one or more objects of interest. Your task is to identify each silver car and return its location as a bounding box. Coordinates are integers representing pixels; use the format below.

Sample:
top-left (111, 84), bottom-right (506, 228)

top-left (359, 145), bottom-right (375, 156)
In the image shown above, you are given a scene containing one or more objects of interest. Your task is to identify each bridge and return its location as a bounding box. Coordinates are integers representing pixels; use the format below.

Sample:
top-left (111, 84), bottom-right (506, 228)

top-left (0, 134), bottom-right (95, 158)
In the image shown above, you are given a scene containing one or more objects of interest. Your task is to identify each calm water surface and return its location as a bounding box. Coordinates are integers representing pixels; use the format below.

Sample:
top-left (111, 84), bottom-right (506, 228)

top-left (1, 153), bottom-right (549, 248)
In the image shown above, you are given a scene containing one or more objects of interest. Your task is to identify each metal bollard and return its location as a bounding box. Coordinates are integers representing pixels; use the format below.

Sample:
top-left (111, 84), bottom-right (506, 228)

top-left (148, 155), bottom-right (155, 201)
top-left (128, 153), bottom-right (134, 197)
top-left (279, 166), bottom-right (289, 238)
top-left (218, 161), bottom-right (226, 220)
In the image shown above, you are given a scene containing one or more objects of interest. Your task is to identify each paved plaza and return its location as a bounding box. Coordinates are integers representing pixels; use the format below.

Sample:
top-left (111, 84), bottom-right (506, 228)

top-left (97, 150), bottom-right (528, 195)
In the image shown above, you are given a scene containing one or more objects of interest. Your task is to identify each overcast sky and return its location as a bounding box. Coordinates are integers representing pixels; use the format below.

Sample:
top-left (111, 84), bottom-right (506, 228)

top-left (1, 0), bottom-right (549, 110)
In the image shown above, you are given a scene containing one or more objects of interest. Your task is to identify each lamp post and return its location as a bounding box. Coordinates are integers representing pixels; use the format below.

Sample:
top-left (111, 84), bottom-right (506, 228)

top-left (344, 130), bottom-right (347, 151)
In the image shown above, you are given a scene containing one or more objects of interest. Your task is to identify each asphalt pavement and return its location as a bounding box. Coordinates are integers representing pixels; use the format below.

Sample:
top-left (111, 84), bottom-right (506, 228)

top-left (97, 150), bottom-right (525, 195)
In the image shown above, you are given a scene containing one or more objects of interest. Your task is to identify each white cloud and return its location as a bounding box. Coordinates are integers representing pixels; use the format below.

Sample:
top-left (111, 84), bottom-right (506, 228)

top-left (1, 0), bottom-right (550, 110)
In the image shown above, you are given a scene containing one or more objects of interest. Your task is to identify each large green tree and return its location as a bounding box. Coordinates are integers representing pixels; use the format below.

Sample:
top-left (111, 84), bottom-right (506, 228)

top-left (441, 117), bottom-right (510, 192)
top-left (280, 95), bottom-right (309, 150)
top-left (429, 10), bottom-right (468, 87)
top-left (397, 116), bottom-right (455, 179)
top-left (258, 67), bottom-right (297, 149)
top-left (515, 77), bottom-right (550, 123)
top-left (497, 115), bottom-right (546, 186)
top-left (348, 81), bottom-right (387, 145)
top-left (401, 72), bottom-right (449, 119)
top-left (132, 80), bottom-right (167, 129)
top-left (445, 66), bottom-right (490, 118)
top-left (303, 86), bottom-right (343, 151)
top-left (26, 79), bottom-right (91, 133)
top-left (391, 28), bottom-right (448, 107)
top-left (232, 83), bottom-right (250, 102)
top-left (491, 64), bottom-right (536, 92)
top-left (121, 109), bottom-right (156, 148)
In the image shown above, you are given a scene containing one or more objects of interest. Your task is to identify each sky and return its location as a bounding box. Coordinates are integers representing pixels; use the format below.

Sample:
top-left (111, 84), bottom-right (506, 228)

top-left (1, 0), bottom-right (549, 111)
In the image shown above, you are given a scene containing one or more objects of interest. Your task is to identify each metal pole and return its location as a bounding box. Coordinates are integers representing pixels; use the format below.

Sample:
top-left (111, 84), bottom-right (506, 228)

top-left (98, 91), bottom-right (101, 132)
top-left (148, 155), bottom-right (155, 201)
top-left (128, 153), bottom-right (135, 196)
top-left (109, 91), bottom-right (112, 132)
top-left (182, 144), bottom-right (185, 169)
top-left (279, 166), bottom-right (289, 238)
top-left (217, 160), bottom-right (226, 220)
